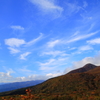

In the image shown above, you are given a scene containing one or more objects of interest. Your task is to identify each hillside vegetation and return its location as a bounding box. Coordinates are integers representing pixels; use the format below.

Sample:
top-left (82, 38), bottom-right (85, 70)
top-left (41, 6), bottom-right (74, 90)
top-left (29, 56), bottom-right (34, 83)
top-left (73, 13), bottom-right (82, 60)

top-left (1, 63), bottom-right (100, 100)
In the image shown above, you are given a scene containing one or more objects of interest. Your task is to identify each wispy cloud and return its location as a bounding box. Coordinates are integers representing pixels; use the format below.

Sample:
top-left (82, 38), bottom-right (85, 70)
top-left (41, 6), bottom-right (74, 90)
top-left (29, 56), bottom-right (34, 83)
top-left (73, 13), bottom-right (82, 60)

top-left (83, 1), bottom-right (88, 8)
top-left (47, 39), bottom-right (61, 48)
top-left (5, 33), bottom-right (44, 55)
top-left (64, 52), bottom-right (100, 74)
top-left (26, 33), bottom-right (43, 46)
top-left (71, 31), bottom-right (80, 37)
top-left (68, 31), bottom-right (99, 43)
top-left (0, 68), bottom-right (15, 83)
top-left (29, 0), bottom-right (63, 17)
top-left (45, 31), bottom-right (99, 50)
top-left (41, 50), bottom-right (68, 57)
top-left (39, 59), bottom-right (56, 70)
top-left (87, 38), bottom-right (100, 44)
top-left (78, 45), bottom-right (93, 51)
top-left (8, 47), bottom-right (20, 54)
top-left (65, 1), bottom-right (82, 16)
top-left (44, 31), bottom-right (98, 50)
top-left (72, 45), bottom-right (93, 55)
top-left (5, 38), bottom-right (26, 54)
top-left (20, 52), bottom-right (31, 60)
top-left (10, 25), bottom-right (24, 30)
top-left (39, 57), bottom-right (68, 71)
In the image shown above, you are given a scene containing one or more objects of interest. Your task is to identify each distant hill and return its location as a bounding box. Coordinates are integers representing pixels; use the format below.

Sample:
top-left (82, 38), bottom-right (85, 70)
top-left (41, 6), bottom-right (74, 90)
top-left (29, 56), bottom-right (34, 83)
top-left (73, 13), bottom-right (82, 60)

top-left (1, 63), bottom-right (100, 100)
top-left (0, 80), bottom-right (44, 93)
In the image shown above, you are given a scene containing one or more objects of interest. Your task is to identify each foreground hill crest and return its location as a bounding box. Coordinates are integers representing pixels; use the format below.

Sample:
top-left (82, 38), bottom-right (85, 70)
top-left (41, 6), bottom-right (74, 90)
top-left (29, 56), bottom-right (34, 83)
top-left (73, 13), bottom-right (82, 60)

top-left (1, 63), bottom-right (100, 100)
top-left (68, 63), bottom-right (97, 74)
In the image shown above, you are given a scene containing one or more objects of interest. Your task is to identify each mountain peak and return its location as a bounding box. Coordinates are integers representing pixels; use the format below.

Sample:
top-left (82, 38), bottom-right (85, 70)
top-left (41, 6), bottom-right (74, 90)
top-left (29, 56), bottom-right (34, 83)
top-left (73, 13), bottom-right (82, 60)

top-left (83, 63), bottom-right (96, 68)
top-left (68, 63), bottom-right (97, 74)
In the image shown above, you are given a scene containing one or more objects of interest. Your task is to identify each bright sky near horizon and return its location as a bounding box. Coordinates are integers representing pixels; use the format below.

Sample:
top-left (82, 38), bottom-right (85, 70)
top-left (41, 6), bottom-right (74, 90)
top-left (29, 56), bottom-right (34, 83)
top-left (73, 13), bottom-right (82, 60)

top-left (0, 0), bottom-right (100, 83)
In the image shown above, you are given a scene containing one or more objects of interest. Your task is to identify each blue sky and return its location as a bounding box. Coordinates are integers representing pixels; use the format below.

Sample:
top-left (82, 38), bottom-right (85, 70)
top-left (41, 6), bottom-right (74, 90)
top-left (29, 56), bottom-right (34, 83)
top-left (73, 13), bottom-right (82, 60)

top-left (0, 0), bottom-right (100, 83)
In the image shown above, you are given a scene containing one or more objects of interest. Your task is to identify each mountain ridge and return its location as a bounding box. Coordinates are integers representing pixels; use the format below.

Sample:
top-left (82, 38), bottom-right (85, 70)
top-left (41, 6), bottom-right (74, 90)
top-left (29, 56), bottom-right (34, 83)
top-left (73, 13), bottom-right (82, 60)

top-left (1, 63), bottom-right (100, 100)
top-left (67, 63), bottom-right (97, 74)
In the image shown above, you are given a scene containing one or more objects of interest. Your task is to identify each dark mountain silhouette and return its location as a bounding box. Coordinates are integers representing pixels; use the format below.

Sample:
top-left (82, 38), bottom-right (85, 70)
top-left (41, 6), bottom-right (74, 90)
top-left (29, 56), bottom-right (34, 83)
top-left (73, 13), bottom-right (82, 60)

top-left (68, 63), bottom-right (97, 74)
top-left (0, 63), bottom-right (100, 100)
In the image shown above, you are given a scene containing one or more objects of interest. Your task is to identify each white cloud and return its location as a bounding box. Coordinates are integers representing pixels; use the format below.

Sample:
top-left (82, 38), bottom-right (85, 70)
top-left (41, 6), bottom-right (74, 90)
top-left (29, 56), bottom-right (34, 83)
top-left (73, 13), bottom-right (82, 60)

top-left (0, 69), bottom-right (15, 83)
top-left (64, 53), bottom-right (100, 74)
top-left (4, 33), bottom-right (44, 58)
top-left (73, 56), bottom-right (100, 69)
top-left (2, 53), bottom-right (100, 83)
top-left (87, 38), bottom-right (100, 44)
top-left (5, 38), bottom-right (26, 47)
top-left (29, 0), bottom-right (63, 17)
top-left (66, 2), bottom-right (82, 16)
top-left (5, 33), bottom-right (43, 54)
top-left (26, 33), bottom-right (43, 46)
top-left (20, 52), bottom-right (31, 60)
top-left (47, 39), bottom-right (61, 48)
top-left (71, 45), bottom-right (93, 56)
top-left (78, 45), bottom-right (93, 51)
top-left (10, 25), bottom-right (24, 30)
top-left (42, 50), bottom-right (68, 57)
top-left (39, 57), bottom-right (68, 71)
top-left (8, 47), bottom-right (20, 54)
top-left (68, 31), bottom-right (99, 43)
top-left (46, 72), bottom-right (63, 78)
top-left (18, 66), bottom-right (32, 73)
top-left (5, 38), bottom-right (26, 54)
top-left (39, 59), bottom-right (56, 70)
top-left (0, 72), bottom-right (63, 83)
top-left (71, 31), bottom-right (80, 37)
top-left (0, 72), bottom-right (11, 78)
top-left (16, 72), bottom-right (62, 82)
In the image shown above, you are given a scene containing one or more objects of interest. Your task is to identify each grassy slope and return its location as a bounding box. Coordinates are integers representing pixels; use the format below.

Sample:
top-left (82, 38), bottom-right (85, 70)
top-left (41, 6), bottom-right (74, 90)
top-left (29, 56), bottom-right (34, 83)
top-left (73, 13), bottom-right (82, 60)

top-left (1, 64), bottom-right (100, 100)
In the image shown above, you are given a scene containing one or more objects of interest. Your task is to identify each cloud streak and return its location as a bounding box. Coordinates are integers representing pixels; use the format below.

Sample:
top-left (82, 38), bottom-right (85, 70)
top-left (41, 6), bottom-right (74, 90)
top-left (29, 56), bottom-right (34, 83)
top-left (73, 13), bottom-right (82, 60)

top-left (39, 57), bottom-right (68, 71)
top-left (26, 33), bottom-right (43, 46)
top-left (42, 50), bottom-right (68, 57)
top-left (8, 47), bottom-right (20, 54)
top-left (5, 38), bottom-right (26, 54)
top-left (20, 52), bottom-right (31, 60)
top-left (10, 25), bottom-right (24, 30)
top-left (68, 31), bottom-right (99, 43)
top-left (5, 33), bottom-right (44, 55)
top-left (29, 0), bottom-right (63, 17)
top-left (87, 38), bottom-right (100, 44)
top-left (78, 45), bottom-right (93, 51)
top-left (47, 39), bottom-right (61, 48)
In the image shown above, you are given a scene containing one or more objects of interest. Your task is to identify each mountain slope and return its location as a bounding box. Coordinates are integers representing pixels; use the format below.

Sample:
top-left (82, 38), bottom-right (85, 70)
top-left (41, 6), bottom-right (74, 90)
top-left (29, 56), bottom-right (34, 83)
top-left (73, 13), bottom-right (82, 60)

top-left (1, 63), bottom-right (100, 100)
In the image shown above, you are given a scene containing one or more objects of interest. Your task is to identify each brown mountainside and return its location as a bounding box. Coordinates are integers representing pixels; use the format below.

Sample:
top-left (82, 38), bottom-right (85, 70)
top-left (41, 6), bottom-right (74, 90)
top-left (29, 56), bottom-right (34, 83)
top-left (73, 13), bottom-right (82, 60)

top-left (1, 63), bottom-right (100, 100)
